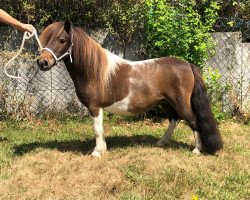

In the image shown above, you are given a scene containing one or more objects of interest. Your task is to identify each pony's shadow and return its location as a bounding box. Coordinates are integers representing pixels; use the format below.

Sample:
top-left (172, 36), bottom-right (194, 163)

top-left (13, 135), bottom-right (192, 156)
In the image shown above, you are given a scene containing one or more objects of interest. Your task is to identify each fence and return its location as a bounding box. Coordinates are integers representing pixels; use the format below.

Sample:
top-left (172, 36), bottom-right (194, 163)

top-left (207, 18), bottom-right (250, 116)
top-left (0, 18), bottom-right (249, 118)
top-left (0, 28), bottom-right (141, 118)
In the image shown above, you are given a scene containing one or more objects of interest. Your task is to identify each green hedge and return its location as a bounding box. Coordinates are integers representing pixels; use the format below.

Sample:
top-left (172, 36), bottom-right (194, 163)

top-left (0, 0), bottom-right (144, 28)
top-left (1, 0), bottom-right (114, 27)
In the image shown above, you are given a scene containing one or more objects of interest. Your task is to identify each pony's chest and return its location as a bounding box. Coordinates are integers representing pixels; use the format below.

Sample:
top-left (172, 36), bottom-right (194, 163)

top-left (104, 95), bottom-right (132, 115)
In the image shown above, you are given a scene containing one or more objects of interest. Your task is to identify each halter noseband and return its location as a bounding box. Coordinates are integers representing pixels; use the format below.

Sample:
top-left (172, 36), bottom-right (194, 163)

top-left (41, 30), bottom-right (74, 64)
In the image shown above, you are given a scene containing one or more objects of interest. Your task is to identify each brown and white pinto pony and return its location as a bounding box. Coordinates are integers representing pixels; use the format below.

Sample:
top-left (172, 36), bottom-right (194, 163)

top-left (37, 20), bottom-right (223, 157)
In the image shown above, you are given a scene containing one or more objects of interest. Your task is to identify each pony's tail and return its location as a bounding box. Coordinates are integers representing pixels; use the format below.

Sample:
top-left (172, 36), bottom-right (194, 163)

top-left (190, 64), bottom-right (223, 154)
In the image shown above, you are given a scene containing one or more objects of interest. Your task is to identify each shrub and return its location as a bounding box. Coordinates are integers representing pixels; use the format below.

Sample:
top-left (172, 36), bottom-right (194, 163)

top-left (203, 67), bottom-right (231, 120)
top-left (144, 0), bottom-right (220, 67)
top-left (104, 0), bottom-right (144, 57)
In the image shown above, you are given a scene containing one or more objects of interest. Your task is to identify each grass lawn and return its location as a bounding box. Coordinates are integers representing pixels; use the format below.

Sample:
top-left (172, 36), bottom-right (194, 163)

top-left (0, 115), bottom-right (249, 200)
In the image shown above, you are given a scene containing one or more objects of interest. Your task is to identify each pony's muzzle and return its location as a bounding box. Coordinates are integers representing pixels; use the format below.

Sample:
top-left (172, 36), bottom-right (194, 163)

top-left (37, 58), bottom-right (51, 71)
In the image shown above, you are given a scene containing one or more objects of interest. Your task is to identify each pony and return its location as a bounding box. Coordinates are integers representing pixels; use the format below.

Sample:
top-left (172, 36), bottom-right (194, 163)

top-left (37, 20), bottom-right (223, 157)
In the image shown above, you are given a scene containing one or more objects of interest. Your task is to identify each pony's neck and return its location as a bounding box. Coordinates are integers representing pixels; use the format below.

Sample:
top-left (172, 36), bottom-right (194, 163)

top-left (66, 27), bottom-right (128, 87)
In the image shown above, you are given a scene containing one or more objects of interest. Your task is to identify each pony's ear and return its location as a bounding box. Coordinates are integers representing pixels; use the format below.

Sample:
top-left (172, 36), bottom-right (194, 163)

top-left (64, 19), bottom-right (72, 34)
top-left (42, 17), bottom-right (53, 30)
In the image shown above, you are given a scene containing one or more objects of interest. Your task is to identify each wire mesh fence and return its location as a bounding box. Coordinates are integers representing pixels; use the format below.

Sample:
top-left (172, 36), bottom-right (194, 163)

top-left (0, 17), bottom-right (249, 119)
top-left (207, 17), bottom-right (250, 116)
top-left (0, 54), bottom-right (83, 118)
top-left (0, 28), bottom-right (135, 118)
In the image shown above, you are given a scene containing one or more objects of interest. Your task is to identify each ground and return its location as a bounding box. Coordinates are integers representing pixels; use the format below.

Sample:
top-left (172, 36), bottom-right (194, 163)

top-left (0, 115), bottom-right (249, 200)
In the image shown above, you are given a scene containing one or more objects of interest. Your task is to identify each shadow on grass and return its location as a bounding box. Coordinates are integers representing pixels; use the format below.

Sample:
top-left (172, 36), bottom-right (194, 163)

top-left (13, 135), bottom-right (192, 156)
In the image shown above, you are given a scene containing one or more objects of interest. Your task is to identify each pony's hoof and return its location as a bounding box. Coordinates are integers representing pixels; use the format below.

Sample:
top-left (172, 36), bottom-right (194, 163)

top-left (91, 150), bottom-right (102, 157)
top-left (157, 139), bottom-right (167, 147)
top-left (91, 147), bottom-right (106, 157)
top-left (192, 148), bottom-right (201, 155)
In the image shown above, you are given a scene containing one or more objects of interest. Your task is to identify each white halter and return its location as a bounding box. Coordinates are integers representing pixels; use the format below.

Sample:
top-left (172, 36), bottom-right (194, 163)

top-left (41, 30), bottom-right (74, 64)
top-left (4, 28), bottom-right (74, 79)
top-left (41, 45), bottom-right (73, 64)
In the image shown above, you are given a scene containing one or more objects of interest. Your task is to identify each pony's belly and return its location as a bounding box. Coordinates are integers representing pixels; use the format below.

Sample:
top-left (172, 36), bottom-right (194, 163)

top-left (104, 97), bottom-right (133, 116)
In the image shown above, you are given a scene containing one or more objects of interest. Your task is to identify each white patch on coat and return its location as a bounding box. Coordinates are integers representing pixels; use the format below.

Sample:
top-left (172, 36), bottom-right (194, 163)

top-left (104, 52), bottom-right (159, 116)
top-left (129, 77), bottom-right (145, 86)
top-left (92, 109), bottom-right (104, 136)
top-left (104, 94), bottom-right (132, 116)
top-left (128, 58), bottom-right (158, 66)
top-left (105, 50), bottom-right (127, 82)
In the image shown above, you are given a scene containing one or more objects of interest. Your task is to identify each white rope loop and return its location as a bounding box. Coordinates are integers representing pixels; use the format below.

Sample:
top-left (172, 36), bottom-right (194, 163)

top-left (4, 27), bottom-right (73, 79)
top-left (4, 28), bottom-right (42, 79)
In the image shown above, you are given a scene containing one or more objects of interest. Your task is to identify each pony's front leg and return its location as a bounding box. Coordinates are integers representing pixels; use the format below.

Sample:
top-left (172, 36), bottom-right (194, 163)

top-left (90, 108), bottom-right (107, 157)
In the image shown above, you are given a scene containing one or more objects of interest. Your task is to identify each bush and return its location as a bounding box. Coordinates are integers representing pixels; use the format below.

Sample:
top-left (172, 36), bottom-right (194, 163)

top-left (104, 0), bottom-right (144, 57)
top-left (203, 67), bottom-right (231, 120)
top-left (144, 0), bottom-right (220, 67)
top-left (0, 0), bottom-right (110, 27)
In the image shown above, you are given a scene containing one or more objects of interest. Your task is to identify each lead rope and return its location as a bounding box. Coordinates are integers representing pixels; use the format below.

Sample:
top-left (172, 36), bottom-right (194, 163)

top-left (4, 28), bottom-right (43, 79)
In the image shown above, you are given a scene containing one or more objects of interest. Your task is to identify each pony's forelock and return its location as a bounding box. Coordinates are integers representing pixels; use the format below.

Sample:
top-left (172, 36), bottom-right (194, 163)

top-left (40, 22), bottom-right (65, 47)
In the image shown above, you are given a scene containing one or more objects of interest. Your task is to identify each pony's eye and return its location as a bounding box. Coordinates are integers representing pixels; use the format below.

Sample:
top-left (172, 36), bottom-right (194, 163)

top-left (59, 38), bottom-right (66, 44)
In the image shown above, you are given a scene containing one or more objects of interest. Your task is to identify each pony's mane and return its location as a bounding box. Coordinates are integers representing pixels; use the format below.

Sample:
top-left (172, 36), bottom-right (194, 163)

top-left (71, 27), bottom-right (108, 85)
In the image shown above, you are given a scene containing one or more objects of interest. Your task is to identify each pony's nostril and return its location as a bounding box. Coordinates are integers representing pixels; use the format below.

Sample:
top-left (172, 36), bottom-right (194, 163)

top-left (37, 59), bottom-right (44, 67)
top-left (37, 59), bottom-right (49, 70)
top-left (43, 60), bottom-right (48, 67)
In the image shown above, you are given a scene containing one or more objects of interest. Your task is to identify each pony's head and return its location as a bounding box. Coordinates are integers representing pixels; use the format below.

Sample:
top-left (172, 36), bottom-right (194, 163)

top-left (37, 20), bottom-right (73, 71)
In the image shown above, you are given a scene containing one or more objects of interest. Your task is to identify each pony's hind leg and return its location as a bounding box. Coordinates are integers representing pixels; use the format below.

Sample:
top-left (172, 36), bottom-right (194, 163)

top-left (157, 119), bottom-right (179, 147)
top-left (174, 100), bottom-right (203, 154)
top-left (157, 104), bottom-right (180, 147)
top-left (90, 108), bottom-right (107, 157)
top-left (192, 131), bottom-right (203, 155)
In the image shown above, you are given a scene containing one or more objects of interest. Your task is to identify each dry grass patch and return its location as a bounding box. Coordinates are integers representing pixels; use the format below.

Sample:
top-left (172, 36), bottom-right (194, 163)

top-left (0, 150), bottom-right (123, 200)
top-left (0, 118), bottom-right (249, 199)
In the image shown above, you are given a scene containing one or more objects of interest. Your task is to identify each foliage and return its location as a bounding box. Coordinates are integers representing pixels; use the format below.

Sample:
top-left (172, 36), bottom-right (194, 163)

top-left (0, 0), bottom-right (115, 27)
top-left (105, 0), bottom-right (144, 57)
top-left (144, 0), bottom-right (220, 67)
top-left (203, 67), bottom-right (231, 120)
top-left (217, 0), bottom-right (250, 19)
